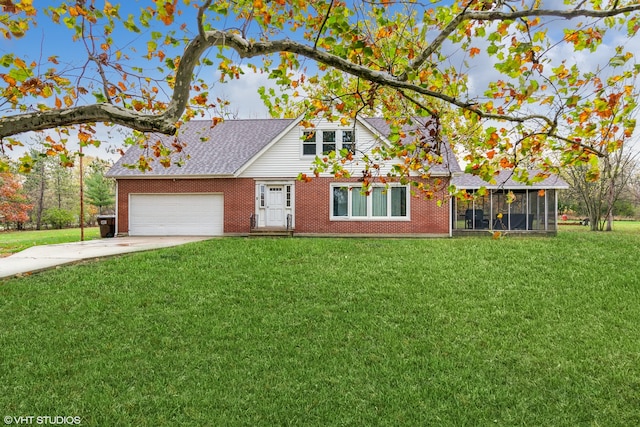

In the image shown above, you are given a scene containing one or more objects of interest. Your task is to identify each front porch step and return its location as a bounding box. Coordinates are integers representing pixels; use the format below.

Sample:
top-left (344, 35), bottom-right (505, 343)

top-left (249, 228), bottom-right (294, 237)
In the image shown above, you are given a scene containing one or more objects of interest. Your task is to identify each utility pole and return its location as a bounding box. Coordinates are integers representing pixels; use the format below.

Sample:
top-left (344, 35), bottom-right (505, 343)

top-left (79, 144), bottom-right (84, 241)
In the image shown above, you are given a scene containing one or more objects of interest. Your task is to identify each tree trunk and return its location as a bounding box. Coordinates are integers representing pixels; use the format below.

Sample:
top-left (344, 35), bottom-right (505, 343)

top-left (606, 209), bottom-right (613, 231)
top-left (36, 170), bottom-right (45, 230)
top-left (36, 174), bottom-right (45, 230)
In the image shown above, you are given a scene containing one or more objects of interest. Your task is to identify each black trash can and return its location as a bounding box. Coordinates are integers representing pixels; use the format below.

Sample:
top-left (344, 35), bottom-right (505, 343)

top-left (97, 215), bottom-right (116, 238)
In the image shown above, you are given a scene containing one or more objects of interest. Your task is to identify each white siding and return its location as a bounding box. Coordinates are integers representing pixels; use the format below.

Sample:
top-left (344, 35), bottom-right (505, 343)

top-left (239, 119), bottom-right (386, 178)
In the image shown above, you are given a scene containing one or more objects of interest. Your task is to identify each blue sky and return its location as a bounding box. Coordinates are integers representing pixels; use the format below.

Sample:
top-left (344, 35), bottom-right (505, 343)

top-left (1, 1), bottom-right (280, 161)
top-left (2, 1), bottom-right (639, 161)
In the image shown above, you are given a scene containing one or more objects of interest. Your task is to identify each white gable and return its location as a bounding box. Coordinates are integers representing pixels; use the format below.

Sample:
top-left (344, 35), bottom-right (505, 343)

top-left (238, 118), bottom-right (387, 178)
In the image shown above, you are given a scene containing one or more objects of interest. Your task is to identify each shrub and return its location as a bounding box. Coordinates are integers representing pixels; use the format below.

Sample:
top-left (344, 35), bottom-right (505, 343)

top-left (42, 208), bottom-right (75, 229)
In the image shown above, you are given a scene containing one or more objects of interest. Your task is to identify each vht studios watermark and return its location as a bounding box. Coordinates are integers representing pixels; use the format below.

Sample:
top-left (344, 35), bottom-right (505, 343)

top-left (4, 416), bottom-right (81, 425)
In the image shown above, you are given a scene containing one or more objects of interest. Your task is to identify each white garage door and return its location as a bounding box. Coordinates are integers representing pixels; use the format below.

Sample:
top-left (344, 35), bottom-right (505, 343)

top-left (129, 194), bottom-right (224, 236)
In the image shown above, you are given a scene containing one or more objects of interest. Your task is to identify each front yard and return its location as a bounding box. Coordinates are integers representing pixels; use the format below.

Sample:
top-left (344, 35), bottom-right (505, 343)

top-left (0, 227), bottom-right (100, 257)
top-left (1, 227), bottom-right (639, 425)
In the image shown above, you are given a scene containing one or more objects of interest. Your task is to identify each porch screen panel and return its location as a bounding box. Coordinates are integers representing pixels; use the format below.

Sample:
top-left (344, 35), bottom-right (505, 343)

top-left (351, 189), bottom-right (367, 216)
top-left (511, 191), bottom-right (528, 230)
top-left (372, 187), bottom-right (387, 217)
top-left (528, 191), bottom-right (540, 230)
top-left (528, 190), bottom-right (547, 230)
top-left (548, 189), bottom-right (557, 230)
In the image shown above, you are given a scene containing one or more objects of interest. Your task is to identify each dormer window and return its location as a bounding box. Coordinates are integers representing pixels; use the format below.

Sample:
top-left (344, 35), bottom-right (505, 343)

top-left (322, 131), bottom-right (336, 153)
top-left (302, 131), bottom-right (317, 156)
top-left (342, 130), bottom-right (354, 153)
top-left (302, 129), bottom-right (355, 156)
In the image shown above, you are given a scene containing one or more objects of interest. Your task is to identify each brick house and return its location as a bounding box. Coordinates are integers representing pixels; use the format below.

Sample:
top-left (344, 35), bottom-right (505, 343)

top-left (106, 116), bottom-right (567, 237)
top-left (106, 116), bottom-right (460, 237)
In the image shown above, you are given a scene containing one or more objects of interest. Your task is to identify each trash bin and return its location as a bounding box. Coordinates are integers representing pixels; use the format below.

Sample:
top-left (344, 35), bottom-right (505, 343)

top-left (97, 215), bottom-right (116, 238)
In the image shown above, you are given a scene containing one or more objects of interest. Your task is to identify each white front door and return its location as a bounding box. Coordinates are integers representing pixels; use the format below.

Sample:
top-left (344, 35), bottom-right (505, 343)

top-left (265, 186), bottom-right (285, 227)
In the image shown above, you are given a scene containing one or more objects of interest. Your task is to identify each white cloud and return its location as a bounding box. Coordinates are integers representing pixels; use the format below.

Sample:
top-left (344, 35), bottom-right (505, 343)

top-left (207, 64), bottom-right (307, 119)
top-left (208, 70), bottom-right (274, 119)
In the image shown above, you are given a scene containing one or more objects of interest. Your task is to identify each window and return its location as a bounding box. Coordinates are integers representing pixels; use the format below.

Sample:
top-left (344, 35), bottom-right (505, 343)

top-left (322, 131), bottom-right (336, 154)
top-left (372, 187), bottom-right (387, 217)
top-left (342, 130), bottom-right (355, 153)
top-left (302, 131), bottom-right (316, 156)
top-left (333, 187), bottom-right (348, 217)
top-left (302, 129), bottom-right (355, 156)
top-left (331, 185), bottom-right (409, 220)
top-left (286, 185), bottom-right (292, 208)
top-left (259, 184), bottom-right (266, 208)
top-left (351, 189), bottom-right (367, 216)
top-left (391, 187), bottom-right (407, 217)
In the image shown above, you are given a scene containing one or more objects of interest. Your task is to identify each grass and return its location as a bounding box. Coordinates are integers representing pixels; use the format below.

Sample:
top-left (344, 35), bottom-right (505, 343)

top-left (0, 227), bottom-right (100, 256)
top-left (1, 226), bottom-right (639, 425)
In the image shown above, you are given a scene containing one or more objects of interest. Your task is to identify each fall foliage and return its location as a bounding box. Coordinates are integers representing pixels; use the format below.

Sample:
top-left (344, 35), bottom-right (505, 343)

top-left (0, 171), bottom-right (32, 226)
top-left (0, 0), bottom-right (638, 184)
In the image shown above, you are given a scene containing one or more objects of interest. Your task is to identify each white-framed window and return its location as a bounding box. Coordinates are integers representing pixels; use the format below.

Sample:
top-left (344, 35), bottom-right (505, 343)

top-left (331, 184), bottom-right (409, 220)
top-left (302, 129), bottom-right (355, 156)
top-left (302, 131), bottom-right (316, 156)
top-left (259, 184), bottom-right (266, 208)
top-left (322, 130), bottom-right (336, 153)
top-left (342, 130), bottom-right (355, 153)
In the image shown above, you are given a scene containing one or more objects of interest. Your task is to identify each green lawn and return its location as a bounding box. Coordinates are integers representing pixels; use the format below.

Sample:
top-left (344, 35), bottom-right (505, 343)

top-left (0, 227), bottom-right (100, 256)
top-left (1, 227), bottom-right (639, 426)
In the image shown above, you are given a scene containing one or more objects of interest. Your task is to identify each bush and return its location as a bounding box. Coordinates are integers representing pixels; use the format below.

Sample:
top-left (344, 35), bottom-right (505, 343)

top-left (42, 208), bottom-right (75, 229)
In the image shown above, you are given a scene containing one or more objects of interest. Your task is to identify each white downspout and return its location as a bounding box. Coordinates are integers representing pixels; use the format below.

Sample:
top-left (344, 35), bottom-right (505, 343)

top-left (114, 181), bottom-right (119, 236)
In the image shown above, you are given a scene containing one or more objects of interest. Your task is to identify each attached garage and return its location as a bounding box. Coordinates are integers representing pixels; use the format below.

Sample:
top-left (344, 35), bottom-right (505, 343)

top-left (129, 193), bottom-right (224, 236)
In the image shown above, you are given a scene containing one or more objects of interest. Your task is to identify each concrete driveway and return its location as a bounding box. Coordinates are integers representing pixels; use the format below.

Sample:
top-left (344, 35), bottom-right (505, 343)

top-left (0, 236), bottom-right (211, 279)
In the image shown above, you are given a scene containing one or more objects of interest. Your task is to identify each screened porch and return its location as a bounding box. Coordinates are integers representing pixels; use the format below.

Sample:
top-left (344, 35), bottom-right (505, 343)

top-left (450, 171), bottom-right (569, 235)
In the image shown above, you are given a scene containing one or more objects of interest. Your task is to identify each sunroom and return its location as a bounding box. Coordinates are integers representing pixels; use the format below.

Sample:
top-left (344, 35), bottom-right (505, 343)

top-left (451, 171), bottom-right (569, 235)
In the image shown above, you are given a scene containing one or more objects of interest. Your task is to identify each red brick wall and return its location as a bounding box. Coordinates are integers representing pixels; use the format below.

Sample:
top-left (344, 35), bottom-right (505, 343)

top-left (294, 177), bottom-right (450, 235)
top-left (116, 178), bottom-right (255, 234)
top-left (116, 176), bottom-right (451, 235)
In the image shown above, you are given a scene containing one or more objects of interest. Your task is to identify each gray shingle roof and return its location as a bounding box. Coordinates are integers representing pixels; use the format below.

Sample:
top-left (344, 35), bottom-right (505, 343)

top-left (106, 117), bottom-right (461, 178)
top-left (451, 170), bottom-right (569, 189)
top-left (362, 117), bottom-right (462, 175)
top-left (106, 119), bottom-right (296, 177)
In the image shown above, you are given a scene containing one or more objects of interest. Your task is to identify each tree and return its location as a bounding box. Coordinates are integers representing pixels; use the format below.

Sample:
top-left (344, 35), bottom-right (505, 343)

top-left (1, 0), bottom-right (639, 186)
top-left (563, 148), bottom-right (638, 230)
top-left (559, 80), bottom-right (639, 231)
top-left (84, 160), bottom-right (114, 215)
top-left (21, 148), bottom-right (53, 229)
top-left (630, 170), bottom-right (640, 211)
top-left (48, 158), bottom-right (77, 211)
top-left (20, 146), bottom-right (90, 229)
top-left (0, 171), bottom-right (32, 229)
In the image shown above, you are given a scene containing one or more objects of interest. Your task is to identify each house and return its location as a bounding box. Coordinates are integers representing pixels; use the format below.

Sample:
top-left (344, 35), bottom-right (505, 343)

top-left (106, 116), bottom-right (567, 237)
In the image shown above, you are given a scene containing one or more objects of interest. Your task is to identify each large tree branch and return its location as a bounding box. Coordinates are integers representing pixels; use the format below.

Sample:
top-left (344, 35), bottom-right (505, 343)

top-left (203, 29), bottom-right (555, 126)
top-left (401, 4), bottom-right (640, 81)
top-left (1, 4), bottom-right (639, 140)
top-left (0, 32), bottom-right (212, 138)
top-left (0, 29), bottom-right (558, 138)
top-left (0, 104), bottom-right (178, 138)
